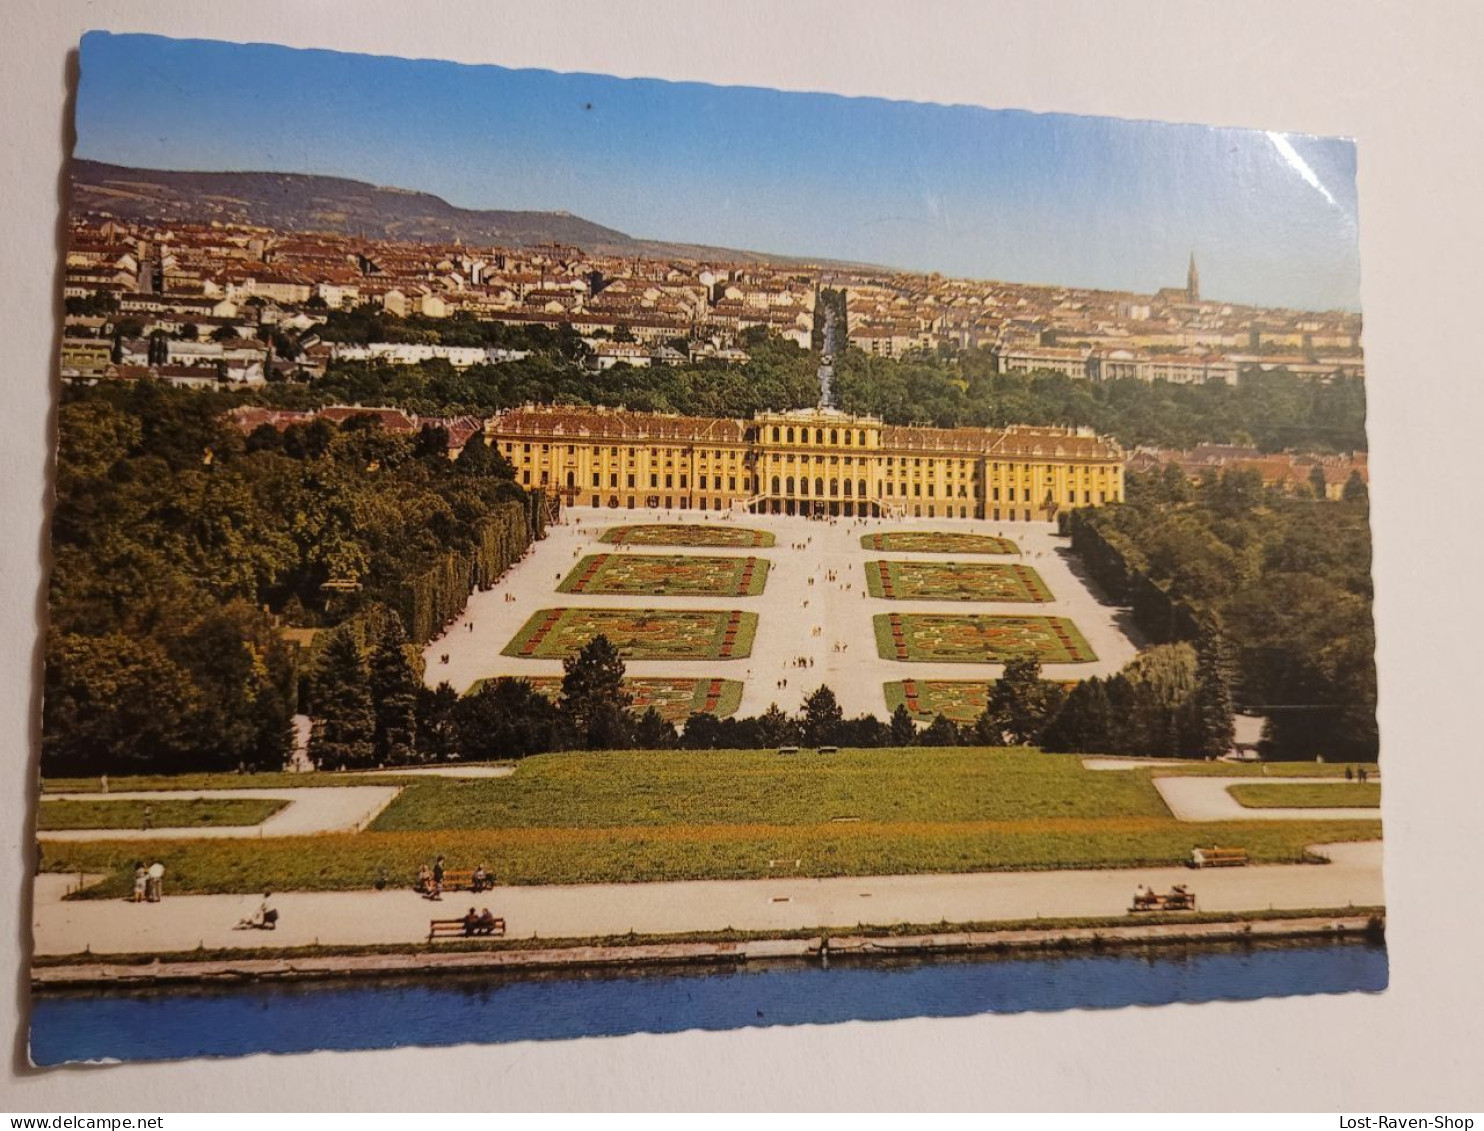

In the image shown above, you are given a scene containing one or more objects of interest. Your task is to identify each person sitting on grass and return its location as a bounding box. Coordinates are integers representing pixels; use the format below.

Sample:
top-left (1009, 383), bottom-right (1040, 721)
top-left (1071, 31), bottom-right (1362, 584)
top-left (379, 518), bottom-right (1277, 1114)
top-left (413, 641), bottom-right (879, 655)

top-left (462, 907), bottom-right (480, 937)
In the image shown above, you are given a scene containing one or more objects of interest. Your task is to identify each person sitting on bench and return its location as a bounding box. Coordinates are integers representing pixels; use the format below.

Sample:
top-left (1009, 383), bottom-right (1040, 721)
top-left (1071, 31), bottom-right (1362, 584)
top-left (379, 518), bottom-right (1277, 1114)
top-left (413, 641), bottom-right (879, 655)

top-left (472, 864), bottom-right (488, 893)
top-left (476, 908), bottom-right (498, 935)
top-left (462, 907), bottom-right (481, 937)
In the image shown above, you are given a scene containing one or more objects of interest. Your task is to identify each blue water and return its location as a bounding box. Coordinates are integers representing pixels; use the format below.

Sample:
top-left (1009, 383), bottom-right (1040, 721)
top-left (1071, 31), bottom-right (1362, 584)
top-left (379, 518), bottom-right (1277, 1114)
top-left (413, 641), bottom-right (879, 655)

top-left (30, 941), bottom-right (1387, 1065)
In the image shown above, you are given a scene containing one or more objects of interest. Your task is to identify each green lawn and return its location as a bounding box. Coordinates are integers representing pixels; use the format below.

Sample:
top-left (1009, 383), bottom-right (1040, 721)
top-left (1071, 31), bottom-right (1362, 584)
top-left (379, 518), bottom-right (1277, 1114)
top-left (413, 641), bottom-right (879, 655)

top-left (40, 772), bottom-right (420, 794)
top-left (37, 797), bottom-right (287, 831)
top-left (39, 749), bottom-right (1381, 897)
top-left (1228, 782), bottom-right (1381, 809)
top-left (369, 748), bottom-right (1173, 830)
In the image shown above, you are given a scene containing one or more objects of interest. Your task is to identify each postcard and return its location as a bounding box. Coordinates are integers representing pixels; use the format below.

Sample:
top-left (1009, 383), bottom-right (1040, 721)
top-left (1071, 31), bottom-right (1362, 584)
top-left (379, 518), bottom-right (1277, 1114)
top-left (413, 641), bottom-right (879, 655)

top-left (31, 31), bottom-right (1380, 1065)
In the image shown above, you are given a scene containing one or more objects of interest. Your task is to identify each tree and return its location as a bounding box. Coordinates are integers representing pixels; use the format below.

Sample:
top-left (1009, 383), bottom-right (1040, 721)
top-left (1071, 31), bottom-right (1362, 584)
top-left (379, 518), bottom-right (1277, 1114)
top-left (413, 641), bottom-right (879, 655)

top-left (1308, 465), bottom-right (1329, 500)
top-left (368, 614), bottom-right (420, 763)
top-left (633, 707), bottom-right (676, 749)
top-left (455, 678), bottom-right (561, 760)
top-left (210, 323), bottom-right (241, 343)
top-left (41, 632), bottom-right (200, 774)
top-left (1042, 677), bottom-right (1115, 753)
top-left (1186, 623), bottom-right (1236, 759)
top-left (415, 683), bottom-right (460, 762)
top-left (560, 635), bottom-right (633, 749)
top-left (455, 436), bottom-right (510, 477)
top-left (309, 628), bottom-right (376, 769)
top-left (800, 685), bottom-right (844, 747)
top-left (415, 425), bottom-right (451, 461)
top-left (1342, 470), bottom-right (1369, 506)
top-left (888, 703), bottom-right (917, 745)
top-left (978, 657), bottom-right (1066, 746)
top-left (920, 713), bottom-right (962, 746)
top-left (680, 711), bottom-right (724, 749)
top-left (172, 601), bottom-right (295, 771)
top-left (756, 703), bottom-right (797, 747)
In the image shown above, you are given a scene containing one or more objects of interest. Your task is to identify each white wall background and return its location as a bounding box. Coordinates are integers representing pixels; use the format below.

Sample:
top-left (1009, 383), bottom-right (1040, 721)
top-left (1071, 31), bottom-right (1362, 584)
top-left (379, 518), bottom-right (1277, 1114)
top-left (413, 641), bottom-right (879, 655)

top-left (2, 0), bottom-right (1481, 1112)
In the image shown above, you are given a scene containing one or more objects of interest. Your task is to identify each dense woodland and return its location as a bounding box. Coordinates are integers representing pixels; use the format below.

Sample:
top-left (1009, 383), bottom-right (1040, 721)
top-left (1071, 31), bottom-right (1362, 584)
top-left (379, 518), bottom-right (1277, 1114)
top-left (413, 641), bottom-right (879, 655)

top-left (831, 349), bottom-right (1368, 452)
top-left (42, 382), bottom-right (536, 775)
top-left (262, 309), bottom-right (1368, 452)
top-left (1070, 466), bottom-right (1377, 760)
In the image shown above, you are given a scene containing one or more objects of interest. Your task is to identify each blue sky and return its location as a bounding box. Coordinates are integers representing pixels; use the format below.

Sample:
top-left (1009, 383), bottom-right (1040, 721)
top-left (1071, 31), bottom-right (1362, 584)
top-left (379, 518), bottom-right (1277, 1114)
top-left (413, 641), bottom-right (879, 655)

top-left (75, 32), bottom-right (1361, 311)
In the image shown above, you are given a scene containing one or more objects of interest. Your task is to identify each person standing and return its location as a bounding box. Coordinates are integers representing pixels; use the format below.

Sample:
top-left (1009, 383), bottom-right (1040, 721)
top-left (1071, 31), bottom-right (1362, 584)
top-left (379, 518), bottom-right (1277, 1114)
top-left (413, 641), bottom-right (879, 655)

top-left (132, 861), bottom-right (147, 903)
top-left (432, 855), bottom-right (446, 901)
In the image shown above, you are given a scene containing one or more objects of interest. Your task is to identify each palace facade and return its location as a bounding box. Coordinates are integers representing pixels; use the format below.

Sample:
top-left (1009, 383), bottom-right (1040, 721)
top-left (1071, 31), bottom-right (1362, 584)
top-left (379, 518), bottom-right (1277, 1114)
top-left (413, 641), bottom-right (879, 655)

top-left (488, 406), bottom-right (1125, 521)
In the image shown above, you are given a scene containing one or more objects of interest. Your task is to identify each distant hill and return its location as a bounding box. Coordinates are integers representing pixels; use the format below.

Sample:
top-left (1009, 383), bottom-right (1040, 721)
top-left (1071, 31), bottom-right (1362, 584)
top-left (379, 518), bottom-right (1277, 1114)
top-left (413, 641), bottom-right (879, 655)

top-left (69, 159), bottom-right (864, 267)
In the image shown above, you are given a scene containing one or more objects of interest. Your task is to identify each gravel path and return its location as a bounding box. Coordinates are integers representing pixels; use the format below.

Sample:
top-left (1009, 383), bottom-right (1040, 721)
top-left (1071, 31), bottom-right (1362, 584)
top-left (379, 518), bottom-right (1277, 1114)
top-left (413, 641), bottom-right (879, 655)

top-left (424, 507), bottom-right (1141, 720)
top-left (31, 842), bottom-right (1381, 957)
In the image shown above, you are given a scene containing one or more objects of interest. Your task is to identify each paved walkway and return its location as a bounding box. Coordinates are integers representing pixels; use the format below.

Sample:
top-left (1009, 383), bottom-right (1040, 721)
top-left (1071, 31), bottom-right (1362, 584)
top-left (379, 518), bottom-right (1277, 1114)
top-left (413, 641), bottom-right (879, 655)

top-left (424, 507), bottom-right (1142, 719)
top-left (36, 786), bottom-right (402, 842)
top-left (357, 766), bottom-right (514, 780)
top-left (1152, 776), bottom-right (1380, 822)
top-left (31, 842), bottom-right (1382, 957)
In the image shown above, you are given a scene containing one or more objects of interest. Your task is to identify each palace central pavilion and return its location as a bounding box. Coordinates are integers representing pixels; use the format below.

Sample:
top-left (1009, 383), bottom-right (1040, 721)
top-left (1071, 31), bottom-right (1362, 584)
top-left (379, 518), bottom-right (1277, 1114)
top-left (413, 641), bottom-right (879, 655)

top-left (488, 406), bottom-right (1125, 521)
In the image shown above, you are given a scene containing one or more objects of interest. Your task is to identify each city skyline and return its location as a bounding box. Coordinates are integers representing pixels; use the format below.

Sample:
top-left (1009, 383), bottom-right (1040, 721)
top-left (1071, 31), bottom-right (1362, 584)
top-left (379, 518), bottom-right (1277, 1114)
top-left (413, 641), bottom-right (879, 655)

top-left (75, 32), bottom-right (1361, 311)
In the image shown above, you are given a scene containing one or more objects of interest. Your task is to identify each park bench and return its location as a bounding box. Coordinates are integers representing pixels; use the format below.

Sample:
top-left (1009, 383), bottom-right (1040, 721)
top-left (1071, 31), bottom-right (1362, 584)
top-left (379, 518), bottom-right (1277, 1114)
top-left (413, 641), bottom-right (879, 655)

top-left (777, 746), bottom-right (800, 755)
top-left (1191, 846), bottom-right (1249, 868)
top-left (428, 915), bottom-right (506, 941)
top-left (817, 746), bottom-right (839, 754)
top-left (415, 869), bottom-right (497, 895)
top-left (1128, 887), bottom-right (1198, 914)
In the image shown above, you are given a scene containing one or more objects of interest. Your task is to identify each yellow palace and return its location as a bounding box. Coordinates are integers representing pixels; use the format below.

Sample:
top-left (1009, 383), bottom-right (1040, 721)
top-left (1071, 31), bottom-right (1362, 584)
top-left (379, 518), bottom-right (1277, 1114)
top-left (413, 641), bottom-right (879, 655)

top-left (488, 405), bottom-right (1125, 521)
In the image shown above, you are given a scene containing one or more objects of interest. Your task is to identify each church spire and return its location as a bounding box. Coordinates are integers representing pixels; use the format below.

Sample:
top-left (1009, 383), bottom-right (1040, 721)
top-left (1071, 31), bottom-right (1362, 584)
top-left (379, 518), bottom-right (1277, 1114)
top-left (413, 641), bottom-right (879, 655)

top-left (1187, 252), bottom-right (1200, 302)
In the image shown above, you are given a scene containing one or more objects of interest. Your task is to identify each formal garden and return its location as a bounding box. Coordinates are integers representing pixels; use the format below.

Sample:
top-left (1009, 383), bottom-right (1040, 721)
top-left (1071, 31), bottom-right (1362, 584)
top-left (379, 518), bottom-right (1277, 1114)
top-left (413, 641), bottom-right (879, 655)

top-left (883, 678), bottom-right (1071, 723)
top-left (864, 559), bottom-right (1053, 602)
top-left (874, 612), bottom-right (1097, 664)
top-left (559, 553), bottom-right (769, 597)
top-left (467, 676), bottom-right (744, 722)
top-left (860, 531), bottom-right (1018, 555)
top-left (503, 607), bottom-right (759, 660)
top-left (599, 523), bottom-right (776, 548)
